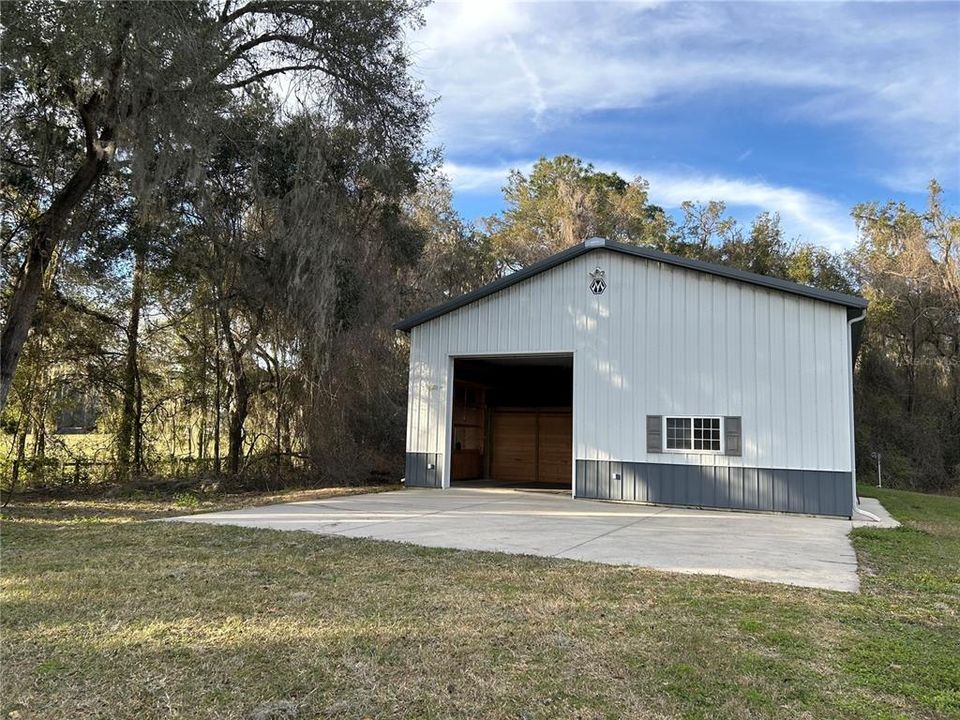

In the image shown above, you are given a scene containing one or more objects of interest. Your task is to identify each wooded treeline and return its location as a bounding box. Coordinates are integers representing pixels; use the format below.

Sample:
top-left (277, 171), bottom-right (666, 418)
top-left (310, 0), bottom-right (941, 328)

top-left (2, 3), bottom-right (958, 494)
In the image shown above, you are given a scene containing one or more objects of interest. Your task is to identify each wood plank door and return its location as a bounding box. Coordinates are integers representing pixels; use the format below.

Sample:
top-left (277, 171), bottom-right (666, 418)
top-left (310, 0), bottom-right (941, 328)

top-left (537, 412), bottom-right (572, 484)
top-left (491, 410), bottom-right (571, 484)
top-left (491, 411), bottom-right (537, 482)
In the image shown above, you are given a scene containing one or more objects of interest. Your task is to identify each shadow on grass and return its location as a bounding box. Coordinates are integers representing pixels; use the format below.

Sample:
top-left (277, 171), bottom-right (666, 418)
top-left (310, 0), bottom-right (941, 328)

top-left (0, 485), bottom-right (399, 528)
top-left (3, 485), bottom-right (958, 719)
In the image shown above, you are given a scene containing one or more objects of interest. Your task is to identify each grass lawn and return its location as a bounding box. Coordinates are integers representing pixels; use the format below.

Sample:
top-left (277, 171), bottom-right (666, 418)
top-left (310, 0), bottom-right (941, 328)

top-left (2, 485), bottom-right (958, 719)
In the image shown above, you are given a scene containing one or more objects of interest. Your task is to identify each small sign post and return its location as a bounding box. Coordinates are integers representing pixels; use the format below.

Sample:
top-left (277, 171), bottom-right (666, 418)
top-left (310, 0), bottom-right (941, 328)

top-left (870, 450), bottom-right (882, 488)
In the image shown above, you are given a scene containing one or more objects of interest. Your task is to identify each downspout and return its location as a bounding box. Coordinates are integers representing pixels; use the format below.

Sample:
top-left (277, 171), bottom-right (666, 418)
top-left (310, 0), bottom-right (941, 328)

top-left (847, 309), bottom-right (869, 519)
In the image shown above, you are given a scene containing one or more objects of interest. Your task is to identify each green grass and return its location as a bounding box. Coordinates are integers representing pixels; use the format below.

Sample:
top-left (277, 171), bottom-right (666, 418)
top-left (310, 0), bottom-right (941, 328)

top-left (2, 486), bottom-right (958, 719)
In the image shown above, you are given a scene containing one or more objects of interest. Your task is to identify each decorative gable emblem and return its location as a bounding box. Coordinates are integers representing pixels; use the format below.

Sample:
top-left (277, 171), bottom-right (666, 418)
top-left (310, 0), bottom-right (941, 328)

top-left (589, 266), bottom-right (606, 295)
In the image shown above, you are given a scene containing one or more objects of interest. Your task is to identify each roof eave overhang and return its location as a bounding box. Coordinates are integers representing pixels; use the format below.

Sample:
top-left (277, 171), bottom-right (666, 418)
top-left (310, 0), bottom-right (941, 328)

top-left (395, 238), bottom-right (868, 333)
top-left (394, 242), bottom-right (591, 332)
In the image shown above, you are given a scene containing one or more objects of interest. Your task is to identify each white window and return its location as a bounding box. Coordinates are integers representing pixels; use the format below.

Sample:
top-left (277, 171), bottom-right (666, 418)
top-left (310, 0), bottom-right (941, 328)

top-left (664, 416), bottom-right (722, 453)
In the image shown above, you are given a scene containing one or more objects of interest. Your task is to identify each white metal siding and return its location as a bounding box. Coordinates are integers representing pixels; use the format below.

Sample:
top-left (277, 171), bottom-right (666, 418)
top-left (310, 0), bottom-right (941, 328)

top-left (405, 249), bottom-right (853, 479)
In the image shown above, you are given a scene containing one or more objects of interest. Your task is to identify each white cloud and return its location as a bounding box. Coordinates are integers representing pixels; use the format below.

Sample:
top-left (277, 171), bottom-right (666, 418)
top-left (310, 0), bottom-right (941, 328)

top-left (442, 159), bottom-right (532, 192)
top-left (444, 160), bottom-right (857, 250)
top-left (643, 171), bottom-right (856, 250)
top-left (414, 2), bottom-right (959, 190)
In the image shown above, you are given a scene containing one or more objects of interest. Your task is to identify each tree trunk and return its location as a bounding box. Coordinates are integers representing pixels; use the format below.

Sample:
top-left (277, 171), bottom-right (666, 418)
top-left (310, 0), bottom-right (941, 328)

top-left (218, 305), bottom-right (250, 476)
top-left (10, 425), bottom-right (28, 498)
top-left (198, 309), bottom-right (209, 461)
top-left (0, 153), bottom-right (106, 412)
top-left (32, 406), bottom-right (46, 457)
top-left (7, 362), bottom-right (38, 500)
top-left (274, 358), bottom-right (284, 475)
top-left (117, 245), bottom-right (146, 478)
top-left (134, 360), bottom-right (144, 471)
top-left (227, 383), bottom-right (250, 476)
top-left (32, 368), bottom-right (49, 458)
top-left (1, 15), bottom-right (131, 412)
top-left (213, 312), bottom-right (222, 474)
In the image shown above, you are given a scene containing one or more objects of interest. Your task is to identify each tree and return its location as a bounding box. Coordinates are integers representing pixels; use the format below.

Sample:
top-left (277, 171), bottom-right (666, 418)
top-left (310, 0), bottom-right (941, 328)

top-left (673, 200), bottom-right (738, 259)
top-left (484, 155), bottom-right (669, 270)
top-left (403, 173), bottom-right (498, 305)
top-left (785, 244), bottom-right (854, 295)
top-left (718, 211), bottom-right (787, 276)
top-left (0, 0), bottom-right (430, 410)
top-left (850, 182), bottom-right (960, 490)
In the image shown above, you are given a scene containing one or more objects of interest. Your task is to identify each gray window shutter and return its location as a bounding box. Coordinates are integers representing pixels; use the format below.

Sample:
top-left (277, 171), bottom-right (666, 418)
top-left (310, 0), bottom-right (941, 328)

top-left (724, 416), bottom-right (742, 456)
top-left (646, 415), bottom-right (662, 453)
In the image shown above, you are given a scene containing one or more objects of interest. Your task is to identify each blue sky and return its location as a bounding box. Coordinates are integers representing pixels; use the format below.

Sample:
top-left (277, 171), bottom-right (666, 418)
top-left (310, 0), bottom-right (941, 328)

top-left (410, 1), bottom-right (960, 250)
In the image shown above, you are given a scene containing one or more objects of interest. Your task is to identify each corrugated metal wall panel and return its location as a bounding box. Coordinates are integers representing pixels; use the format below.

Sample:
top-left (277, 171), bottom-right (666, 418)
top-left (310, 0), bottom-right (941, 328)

top-left (405, 249), bottom-right (855, 496)
top-left (405, 452), bottom-right (443, 488)
top-left (574, 460), bottom-right (853, 517)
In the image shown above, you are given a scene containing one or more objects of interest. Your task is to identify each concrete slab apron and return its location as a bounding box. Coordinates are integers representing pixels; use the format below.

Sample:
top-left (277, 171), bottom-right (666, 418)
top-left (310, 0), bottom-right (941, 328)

top-left (168, 487), bottom-right (890, 592)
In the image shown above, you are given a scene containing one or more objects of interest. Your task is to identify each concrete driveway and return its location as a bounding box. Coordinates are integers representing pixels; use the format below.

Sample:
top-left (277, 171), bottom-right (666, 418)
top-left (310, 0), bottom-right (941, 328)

top-left (170, 487), bottom-right (897, 592)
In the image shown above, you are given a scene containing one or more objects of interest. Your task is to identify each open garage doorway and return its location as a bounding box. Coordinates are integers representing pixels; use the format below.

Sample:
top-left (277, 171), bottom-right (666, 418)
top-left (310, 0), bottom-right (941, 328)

top-left (451, 355), bottom-right (573, 491)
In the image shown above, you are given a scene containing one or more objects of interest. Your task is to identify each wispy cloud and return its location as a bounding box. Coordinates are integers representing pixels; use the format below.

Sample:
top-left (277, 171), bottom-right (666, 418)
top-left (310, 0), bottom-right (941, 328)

top-left (414, 2), bottom-right (959, 191)
top-left (643, 171), bottom-right (856, 250)
top-left (442, 160), bottom-right (533, 192)
top-left (443, 160), bottom-right (857, 250)
top-left (504, 35), bottom-right (547, 126)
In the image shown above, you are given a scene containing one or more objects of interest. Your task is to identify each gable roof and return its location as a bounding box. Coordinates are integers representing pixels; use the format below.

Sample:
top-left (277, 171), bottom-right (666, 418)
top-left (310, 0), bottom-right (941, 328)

top-left (395, 237), bottom-right (867, 332)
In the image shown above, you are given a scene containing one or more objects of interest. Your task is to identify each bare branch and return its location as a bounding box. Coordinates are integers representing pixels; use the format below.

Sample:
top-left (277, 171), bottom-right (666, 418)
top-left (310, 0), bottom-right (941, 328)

top-left (217, 62), bottom-right (351, 92)
top-left (53, 290), bottom-right (124, 329)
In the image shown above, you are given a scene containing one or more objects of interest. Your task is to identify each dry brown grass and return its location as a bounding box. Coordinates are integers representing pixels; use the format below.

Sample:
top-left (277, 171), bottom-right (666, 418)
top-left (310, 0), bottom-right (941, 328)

top-left (3, 485), bottom-right (396, 526)
top-left (1, 486), bottom-right (957, 719)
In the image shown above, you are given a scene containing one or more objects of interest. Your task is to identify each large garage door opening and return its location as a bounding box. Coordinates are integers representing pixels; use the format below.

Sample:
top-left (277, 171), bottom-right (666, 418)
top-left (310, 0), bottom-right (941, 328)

top-left (451, 355), bottom-right (573, 490)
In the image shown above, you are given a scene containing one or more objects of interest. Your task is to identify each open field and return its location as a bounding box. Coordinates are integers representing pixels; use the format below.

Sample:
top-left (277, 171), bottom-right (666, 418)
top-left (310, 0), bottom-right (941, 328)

top-left (2, 485), bottom-right (958, 719)
top-left (0, 433), bottom-right (265, 488)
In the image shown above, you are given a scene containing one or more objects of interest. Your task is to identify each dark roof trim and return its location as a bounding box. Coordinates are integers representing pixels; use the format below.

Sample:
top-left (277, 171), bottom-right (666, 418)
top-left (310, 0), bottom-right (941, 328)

top-left (395, 237), bottom-right (867, 332)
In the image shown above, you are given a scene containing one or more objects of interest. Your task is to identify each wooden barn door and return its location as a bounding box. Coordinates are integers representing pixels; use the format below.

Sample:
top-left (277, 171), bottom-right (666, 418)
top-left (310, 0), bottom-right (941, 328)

top-left (491, 410), bottom-right (571, 485)
top-left (537, 412), bottom-right (572, 484)
top-left (490, 411), bottom-right (537, 482)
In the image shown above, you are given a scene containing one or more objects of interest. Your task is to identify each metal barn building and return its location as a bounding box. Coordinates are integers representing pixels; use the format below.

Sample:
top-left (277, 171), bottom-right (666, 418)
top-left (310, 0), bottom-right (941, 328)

top-left (397, 237), bottom-right (868, 517)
